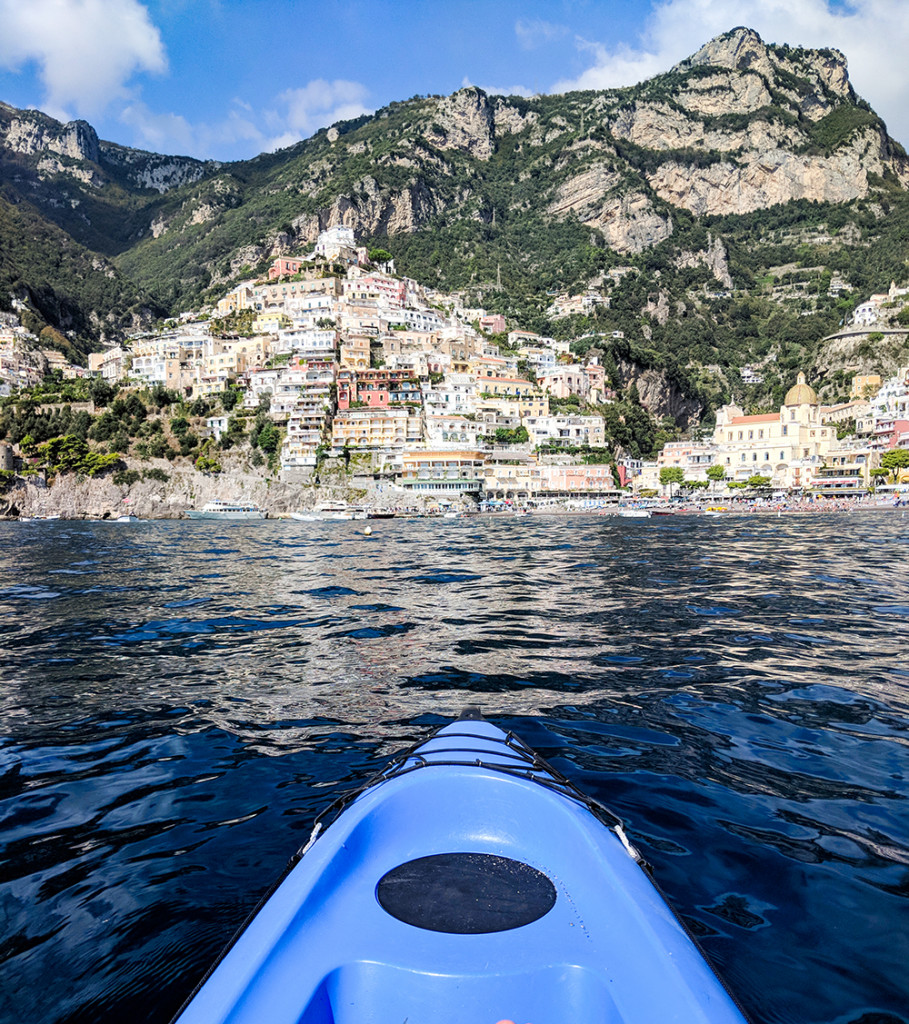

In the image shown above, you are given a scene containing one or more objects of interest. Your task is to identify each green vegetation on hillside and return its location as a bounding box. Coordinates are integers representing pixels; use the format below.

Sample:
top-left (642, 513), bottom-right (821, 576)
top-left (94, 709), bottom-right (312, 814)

top-left (4, 29), bottom-right (909, 417)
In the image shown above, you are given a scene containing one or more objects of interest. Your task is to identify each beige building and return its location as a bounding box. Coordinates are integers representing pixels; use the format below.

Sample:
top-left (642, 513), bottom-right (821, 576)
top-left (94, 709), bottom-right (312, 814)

top-left (88, 346), bottom-right (127, 382)
top-left (477, 393), bottom-right (550, 420)
top-left (483, 453), bottom-right (542, 500)
top-left (339, 333), bottom-right (371, 371)
top-left (400, 450), bottom-right (486, 496)
top-left (656, 440), bottom-right (716, 482)
top-left (331, 407), bottom-right (421, 448)
top-left (713, 373), bottom-right (836, 490)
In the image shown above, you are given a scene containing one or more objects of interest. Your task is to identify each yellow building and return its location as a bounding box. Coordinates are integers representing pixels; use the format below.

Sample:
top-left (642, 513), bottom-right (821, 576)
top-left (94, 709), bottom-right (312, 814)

top-left (712, 372), bottom-right (836, 490)
top-left (253, 311), bottom-right (291, 334)
top-left (851, 374), bottom-right (882, 399)
top-left (215, 285), bottom-right (254, 316)
top-left (339, 333), bottom-right (370, 371)
top-left (810, 443), bottom-right (877, 498)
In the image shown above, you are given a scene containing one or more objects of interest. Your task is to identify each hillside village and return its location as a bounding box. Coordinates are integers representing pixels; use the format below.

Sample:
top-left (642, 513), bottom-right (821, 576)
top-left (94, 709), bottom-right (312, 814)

top-left (1, 223), bottom-right (908, 515)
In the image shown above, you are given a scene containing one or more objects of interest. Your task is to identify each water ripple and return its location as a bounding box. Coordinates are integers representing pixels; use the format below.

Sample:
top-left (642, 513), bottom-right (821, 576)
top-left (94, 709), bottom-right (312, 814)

top-left (0, 513), bottom-right (907, 1024)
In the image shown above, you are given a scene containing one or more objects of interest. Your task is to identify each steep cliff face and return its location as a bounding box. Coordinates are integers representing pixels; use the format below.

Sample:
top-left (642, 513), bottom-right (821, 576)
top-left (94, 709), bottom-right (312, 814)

top-left (4, 26), bottom-right (909, 346)
top-left (647, 127), bottom-right (893, 216)
top-left (1, 455), bottom-right (421, 519)
top-left (99, 143), bottom-right (215, 193)
top-left (424, 87), bottom-right (496, 159)
top-left (3, 113), bottom-right (100, 162)
top-left (616, 360), bottom-right (703, 429)
top-left (294, 177), bottom-right (448, 241)
top-left (0, 103), bottom-right (214, 195)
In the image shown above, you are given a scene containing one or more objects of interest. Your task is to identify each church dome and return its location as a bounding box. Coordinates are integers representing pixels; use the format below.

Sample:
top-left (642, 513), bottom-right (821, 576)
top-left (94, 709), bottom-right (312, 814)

top-left (784, 372), bottom-right (818, 406)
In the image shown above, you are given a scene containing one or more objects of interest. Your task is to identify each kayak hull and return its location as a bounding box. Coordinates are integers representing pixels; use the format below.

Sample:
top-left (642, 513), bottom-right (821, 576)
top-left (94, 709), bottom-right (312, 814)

top-left (174, 718), bottom-right (748, 1024)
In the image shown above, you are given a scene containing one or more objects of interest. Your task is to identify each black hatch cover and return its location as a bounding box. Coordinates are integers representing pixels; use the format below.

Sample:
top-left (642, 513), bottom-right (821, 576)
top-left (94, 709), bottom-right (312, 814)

top-left (376, 852), bottom-right (557, 934)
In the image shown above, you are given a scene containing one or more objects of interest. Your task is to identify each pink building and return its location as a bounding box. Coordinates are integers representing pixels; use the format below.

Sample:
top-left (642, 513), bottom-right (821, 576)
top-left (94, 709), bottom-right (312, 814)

top-left (337, 369), bottom-right (421, 410)
top-left (268, 257), bottom-right (305, 281)
top-left (539, 464), bottom-right (618, 495)
top-left (537, 366), bottom-right (587, 399)
top-left (479, 314), bottom-right (506, 334)
top-left (873, 418), bottom-right (909, 449)
top-left (345, 276), bottom-right (406, 307)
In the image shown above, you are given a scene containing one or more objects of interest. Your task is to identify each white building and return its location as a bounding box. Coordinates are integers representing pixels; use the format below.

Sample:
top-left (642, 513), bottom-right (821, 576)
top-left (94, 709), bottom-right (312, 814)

top-left (523, 415), bottom-right (605, 448)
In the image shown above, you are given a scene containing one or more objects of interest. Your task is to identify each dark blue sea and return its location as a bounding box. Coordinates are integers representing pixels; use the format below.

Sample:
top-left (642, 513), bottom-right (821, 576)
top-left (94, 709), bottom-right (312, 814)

top-left (1, 512), bottom-right (907, 1024)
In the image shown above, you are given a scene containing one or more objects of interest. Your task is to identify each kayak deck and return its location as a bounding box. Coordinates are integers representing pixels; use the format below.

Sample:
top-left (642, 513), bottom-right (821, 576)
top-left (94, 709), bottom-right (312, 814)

top-left (174, 718), bottom-right (747, 1024)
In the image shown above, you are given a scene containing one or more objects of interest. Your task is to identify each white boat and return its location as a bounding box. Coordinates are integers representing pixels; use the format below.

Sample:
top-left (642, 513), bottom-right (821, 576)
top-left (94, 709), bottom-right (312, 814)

top-left (289, 512), bottom-right (323, 522)
top-left (115, 515), bottom-right (141, 523)
top-left (315, 503), bottom-right (367, 520)
top-left (617, 509), bottom-right (652, 519)
top-left (184, 500), bottom-right (266, 520)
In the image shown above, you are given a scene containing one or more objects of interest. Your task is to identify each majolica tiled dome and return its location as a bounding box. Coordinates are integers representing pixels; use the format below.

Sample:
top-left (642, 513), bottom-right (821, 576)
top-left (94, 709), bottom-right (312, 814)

top-left (784, 372), bottom-right (818, 406)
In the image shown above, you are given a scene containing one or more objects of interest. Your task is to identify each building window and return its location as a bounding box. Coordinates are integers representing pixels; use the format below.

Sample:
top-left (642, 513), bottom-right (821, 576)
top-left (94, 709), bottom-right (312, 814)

top-left (780, 451), bottom-right (785, 460)
top-left (782, 425), bottom-right (788, 436)
top-left (748, 430), bottom-right (753, 439)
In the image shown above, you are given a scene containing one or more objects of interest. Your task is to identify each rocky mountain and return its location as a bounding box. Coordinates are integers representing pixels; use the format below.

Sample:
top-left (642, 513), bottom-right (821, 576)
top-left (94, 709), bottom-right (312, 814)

top-left (2, 27), bottom-right (909, 412)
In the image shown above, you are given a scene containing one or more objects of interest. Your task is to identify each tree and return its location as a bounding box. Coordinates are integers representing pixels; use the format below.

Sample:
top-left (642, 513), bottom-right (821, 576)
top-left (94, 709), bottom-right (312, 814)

top-left (881, 448), bottom-right (909, 480)
top-left (369, 248), bottom-right (393, 264)
top-left (90, 377), bottom-right (114, 407)
top-left (659, 466), bottom-right (684, 497)
top-left (151, 384), bottom-right (175, 409)
top-left (746, 474), bottom-right (772, 489)
top-left (220, 388), bottom-right (241, 412)
top-left (706, 463), bottom-right (726, 495)
top-left (256, 420), bottom-right (280, 454)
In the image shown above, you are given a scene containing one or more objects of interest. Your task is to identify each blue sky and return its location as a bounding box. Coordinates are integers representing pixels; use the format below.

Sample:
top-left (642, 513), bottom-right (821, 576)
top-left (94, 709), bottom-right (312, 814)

top-left (1, 0), bottom-right (907, 161)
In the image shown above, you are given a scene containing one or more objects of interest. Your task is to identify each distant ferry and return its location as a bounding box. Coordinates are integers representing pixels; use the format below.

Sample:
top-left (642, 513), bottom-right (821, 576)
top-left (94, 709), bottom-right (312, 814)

top-left (184, 500), bottom-right (266, 520)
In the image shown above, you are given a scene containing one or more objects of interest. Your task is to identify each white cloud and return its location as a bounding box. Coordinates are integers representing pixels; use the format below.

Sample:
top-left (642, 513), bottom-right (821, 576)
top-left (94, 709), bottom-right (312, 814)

top-left (515, 18), bottom-right (570, 50)
top-left (119, 99), bottom-right (263, 158)
top-left (116, 80), bottom-right (372, 160)
top-left (551, 0), bottom-right (909, 146)
top-left (264, 79), bottom-right (371, 152)
top-left (0, 0), bottom-right (167, 119)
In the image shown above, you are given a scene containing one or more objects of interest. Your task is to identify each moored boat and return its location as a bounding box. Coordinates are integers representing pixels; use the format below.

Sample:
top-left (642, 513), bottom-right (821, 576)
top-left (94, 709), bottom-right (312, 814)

top-left (314, 502), bottom-right (368, 520)
top-left (184, 500), bottom-right (266, 520)
top-left (173, 711), bottom-right (749, 1024)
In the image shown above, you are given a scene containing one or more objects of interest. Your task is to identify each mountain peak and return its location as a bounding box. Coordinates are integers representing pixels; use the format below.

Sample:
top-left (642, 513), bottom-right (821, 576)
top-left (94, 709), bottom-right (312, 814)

top-left (674, 26), bottom-right (852, 102)
top-left (676, 26), bottom-right (770, 74)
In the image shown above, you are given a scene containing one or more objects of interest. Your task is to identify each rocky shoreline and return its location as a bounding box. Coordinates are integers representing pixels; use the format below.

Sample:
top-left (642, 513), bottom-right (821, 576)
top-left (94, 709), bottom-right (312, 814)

top-left (0, 454), bottom-right (441, 520)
